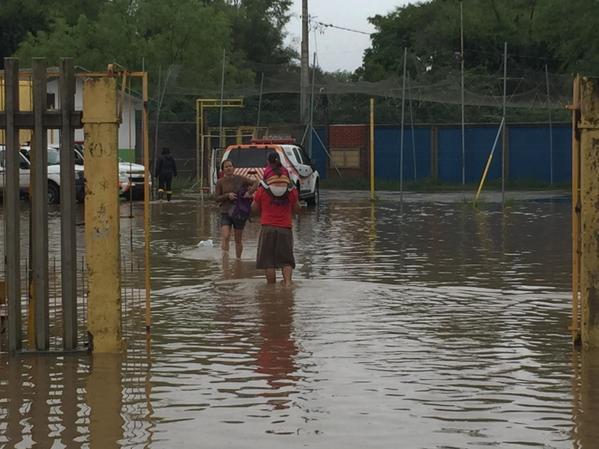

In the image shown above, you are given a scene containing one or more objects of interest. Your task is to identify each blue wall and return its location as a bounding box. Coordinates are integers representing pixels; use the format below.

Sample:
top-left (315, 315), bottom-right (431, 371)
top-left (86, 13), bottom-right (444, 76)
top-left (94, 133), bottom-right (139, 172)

top-left (372, 124), bottom-right (571, 184)
top-left (311, 126), bottom-right (329, 179)
top-left (374, 127), bottom-right (431, 182)
top-left (438, 126), bottom-right (503, 183)
top-left (509, 125), bottom-right (571, 183)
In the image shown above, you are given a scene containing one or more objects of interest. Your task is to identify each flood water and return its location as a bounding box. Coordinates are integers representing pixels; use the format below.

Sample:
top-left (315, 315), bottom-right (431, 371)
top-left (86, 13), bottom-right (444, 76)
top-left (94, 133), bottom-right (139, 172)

top-left (1, 190), bottom-right (598, 448)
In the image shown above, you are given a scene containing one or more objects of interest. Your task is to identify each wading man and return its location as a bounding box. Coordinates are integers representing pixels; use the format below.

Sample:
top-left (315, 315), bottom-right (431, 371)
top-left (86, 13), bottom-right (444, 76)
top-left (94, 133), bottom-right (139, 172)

top-left (155, 147), bottom-right (177, 201)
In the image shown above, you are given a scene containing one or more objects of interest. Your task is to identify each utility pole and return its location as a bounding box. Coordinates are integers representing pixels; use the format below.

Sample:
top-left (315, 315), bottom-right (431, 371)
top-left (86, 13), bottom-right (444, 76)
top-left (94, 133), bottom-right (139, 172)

top-left (300, 0), bottom-right (309, 124)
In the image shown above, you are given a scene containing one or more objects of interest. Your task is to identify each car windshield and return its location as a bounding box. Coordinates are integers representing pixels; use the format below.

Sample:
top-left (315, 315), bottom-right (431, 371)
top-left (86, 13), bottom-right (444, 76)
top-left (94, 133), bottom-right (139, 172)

top-left (48, 148), bottom-right (60, 165)
top-left (20, 147), bottom-right (83, 166)
top-left (226, 148), bottom-right (272, 168)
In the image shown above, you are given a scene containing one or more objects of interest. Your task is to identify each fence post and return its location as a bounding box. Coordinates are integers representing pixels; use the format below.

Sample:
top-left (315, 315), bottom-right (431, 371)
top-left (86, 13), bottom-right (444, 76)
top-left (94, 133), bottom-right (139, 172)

top-left (59, 58), bottom-right (78, 350)
top-left (369, 98), bottom-right (375, 200)
top-left (82, 76), bottom-right (122, 353)
top-left (31, 58), bottom-right (49, 350)
top-left (3, 58), bottom-right (22, 353)
top-left (431, 126), bottom-right (438, 180)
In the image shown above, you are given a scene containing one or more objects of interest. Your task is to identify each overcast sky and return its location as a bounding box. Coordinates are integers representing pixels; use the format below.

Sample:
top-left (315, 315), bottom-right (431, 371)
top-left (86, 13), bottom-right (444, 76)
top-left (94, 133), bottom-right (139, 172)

top-left (284, 0), bottom-right (416, 72)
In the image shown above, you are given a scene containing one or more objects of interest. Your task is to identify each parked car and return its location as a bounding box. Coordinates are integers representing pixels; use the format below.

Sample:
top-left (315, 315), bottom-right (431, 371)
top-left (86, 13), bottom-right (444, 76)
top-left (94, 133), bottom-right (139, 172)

top-left (216, 138), bottom-right (320, 205)
top-left (71, 144), bottom-right (149, 200)
top-left (0, 145), bottom-right (84, 204)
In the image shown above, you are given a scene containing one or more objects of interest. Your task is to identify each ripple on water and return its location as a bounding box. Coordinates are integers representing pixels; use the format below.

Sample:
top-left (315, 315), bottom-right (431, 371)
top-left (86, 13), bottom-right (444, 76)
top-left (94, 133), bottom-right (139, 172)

top-left (1, 194), bottom-right (589, 449)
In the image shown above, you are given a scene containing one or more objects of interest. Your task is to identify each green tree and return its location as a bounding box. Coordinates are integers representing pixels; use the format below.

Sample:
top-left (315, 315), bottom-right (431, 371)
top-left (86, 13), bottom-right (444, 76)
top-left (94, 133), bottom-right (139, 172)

top-left (0, 0), bottom-right (49, 68)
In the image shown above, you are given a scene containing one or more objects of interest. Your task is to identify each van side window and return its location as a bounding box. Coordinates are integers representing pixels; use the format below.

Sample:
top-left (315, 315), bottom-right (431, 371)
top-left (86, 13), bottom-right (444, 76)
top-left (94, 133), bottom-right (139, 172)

top-left (298, 147), bottom-right (311, 164)
top-left (284, 148), bottom-right (296, 164)
top-left (292, 148), bottom-right (303, 164)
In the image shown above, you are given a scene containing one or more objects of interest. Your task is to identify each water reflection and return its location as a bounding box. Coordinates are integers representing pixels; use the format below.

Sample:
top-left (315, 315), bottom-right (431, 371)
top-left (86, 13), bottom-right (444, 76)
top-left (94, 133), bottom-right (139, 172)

top-left (572, 351), bottom-right (599, 449)
top-left (0, 354), bottom-right (152, 448)
top-left (255, 285), bottom-right (298, 410)
top-left (87, 355), bottom-right (124, 449)
top-left (3, 191), bottom-right (599, 448)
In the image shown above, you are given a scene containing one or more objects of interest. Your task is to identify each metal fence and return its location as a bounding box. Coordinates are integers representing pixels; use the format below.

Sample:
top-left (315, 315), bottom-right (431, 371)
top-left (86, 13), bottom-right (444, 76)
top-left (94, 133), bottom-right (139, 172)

top-left (309, 123), bottom-right (571, 184)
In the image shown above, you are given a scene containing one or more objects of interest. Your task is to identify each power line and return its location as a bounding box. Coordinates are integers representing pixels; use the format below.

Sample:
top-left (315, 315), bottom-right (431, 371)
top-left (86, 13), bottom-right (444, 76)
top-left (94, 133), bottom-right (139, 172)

top-left (311, 19), bottom-right (370, 36)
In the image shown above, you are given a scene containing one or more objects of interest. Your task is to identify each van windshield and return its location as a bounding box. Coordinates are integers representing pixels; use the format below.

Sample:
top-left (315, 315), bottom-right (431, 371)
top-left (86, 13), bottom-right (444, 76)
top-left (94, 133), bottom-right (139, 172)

top-left (226, 148), bottom-right (271, 168)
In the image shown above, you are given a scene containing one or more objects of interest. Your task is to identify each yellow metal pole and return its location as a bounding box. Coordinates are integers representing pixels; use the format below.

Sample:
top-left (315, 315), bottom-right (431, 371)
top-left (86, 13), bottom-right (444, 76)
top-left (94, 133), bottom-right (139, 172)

top-left (142, 72), bottom-right (152, 335)
top-left (82, 76), bottom-right (122, 353)
top-left (474, 154), bottom-right (494, 204)
top-left (196, 99), bottom-right (200, 196)
top-left (370, 98), bottom-right (375, 201)
top-left (474, 117), bottom-right (505, 205)
top-left (571, 74), bottom-right (581, 343)
top-left (200, 103), bottom-right (205, 199)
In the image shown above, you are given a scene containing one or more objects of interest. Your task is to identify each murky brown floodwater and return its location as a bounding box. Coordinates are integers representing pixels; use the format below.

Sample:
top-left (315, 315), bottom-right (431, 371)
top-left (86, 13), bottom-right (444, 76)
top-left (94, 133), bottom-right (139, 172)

top-left (2, 190), bottom-right (598, 448)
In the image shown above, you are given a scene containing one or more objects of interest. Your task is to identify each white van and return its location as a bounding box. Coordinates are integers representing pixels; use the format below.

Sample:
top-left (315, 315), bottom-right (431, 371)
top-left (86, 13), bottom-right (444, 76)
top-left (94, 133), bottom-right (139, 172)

top-left (216, 138), bottom-right (320, 205)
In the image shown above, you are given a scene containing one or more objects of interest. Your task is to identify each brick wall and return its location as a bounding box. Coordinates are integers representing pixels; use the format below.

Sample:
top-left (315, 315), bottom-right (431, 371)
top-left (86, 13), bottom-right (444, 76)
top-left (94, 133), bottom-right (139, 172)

top-left (329, 125), bottom-right (369, 178)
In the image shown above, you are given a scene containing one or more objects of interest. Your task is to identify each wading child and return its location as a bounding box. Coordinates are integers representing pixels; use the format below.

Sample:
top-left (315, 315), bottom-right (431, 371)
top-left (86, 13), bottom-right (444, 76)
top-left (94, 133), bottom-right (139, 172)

top-left (214, 159), bottom-right (258, 258)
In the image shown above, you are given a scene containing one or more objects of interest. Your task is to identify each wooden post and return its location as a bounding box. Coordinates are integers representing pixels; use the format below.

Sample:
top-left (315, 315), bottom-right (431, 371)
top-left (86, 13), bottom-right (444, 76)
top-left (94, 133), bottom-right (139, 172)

top-left (3, 58), bottom-right (22, 353)
top-left (59, 58), bottom-right (78, 349)
top-left (83, 76), bottom-right (122, 353)
top-left (578, 77), bottom-right (599, 349)
top-left (31, 58), bottom-right (49, 350)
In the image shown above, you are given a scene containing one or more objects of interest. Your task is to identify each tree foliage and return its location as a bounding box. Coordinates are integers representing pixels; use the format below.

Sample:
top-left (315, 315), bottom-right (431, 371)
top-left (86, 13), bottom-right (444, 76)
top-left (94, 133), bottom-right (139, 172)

top-left (354, 0), bottom-right (585, 122)
top-left (3, 0), bottom-right (294, 120)
top-left (359, 0), bottom-right (599, 80)
top-left (3, 0), bottom-right (592, 125)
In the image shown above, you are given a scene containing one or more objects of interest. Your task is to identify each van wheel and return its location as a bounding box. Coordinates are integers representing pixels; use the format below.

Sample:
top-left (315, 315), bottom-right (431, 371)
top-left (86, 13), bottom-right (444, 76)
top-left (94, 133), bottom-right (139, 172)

top-left (48, 182), bottom-right (60, 204)
top-left (307, 181), bottom-right (319, 206)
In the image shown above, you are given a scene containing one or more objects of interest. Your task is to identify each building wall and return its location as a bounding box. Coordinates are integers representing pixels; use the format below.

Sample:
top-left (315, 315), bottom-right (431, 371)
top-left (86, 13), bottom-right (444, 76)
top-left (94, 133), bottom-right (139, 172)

top-left (0, 79), bottom-right (36, 145)
top-left (327, 124), bottom-right (369, 179)
top-left (46, 78), bottom-right (139, 161)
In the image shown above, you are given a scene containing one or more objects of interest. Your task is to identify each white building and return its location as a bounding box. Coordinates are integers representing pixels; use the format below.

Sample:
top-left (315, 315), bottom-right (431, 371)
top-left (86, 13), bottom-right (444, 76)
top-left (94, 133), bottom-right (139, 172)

top-left (46, 77), bottom-right (142, 162)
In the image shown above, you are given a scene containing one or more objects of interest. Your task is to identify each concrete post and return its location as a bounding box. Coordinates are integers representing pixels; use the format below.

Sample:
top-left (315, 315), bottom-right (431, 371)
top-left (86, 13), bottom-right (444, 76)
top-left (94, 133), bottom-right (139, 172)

top-left (82, 77), bottom-right (122, 353)
top-left (578, 77), bottom-right (599, 349)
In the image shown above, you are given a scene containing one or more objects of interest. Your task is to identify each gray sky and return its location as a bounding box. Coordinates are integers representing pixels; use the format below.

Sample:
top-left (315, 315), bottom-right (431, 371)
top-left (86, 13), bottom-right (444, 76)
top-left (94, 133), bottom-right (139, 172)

top-left (284, 0), bottom-right (415, 72)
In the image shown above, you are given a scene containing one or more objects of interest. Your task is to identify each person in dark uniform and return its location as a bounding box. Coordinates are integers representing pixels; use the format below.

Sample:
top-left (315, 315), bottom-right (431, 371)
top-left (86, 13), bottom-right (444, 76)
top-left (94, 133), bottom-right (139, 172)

top-left (155, 147), bottom-right (177, 201)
